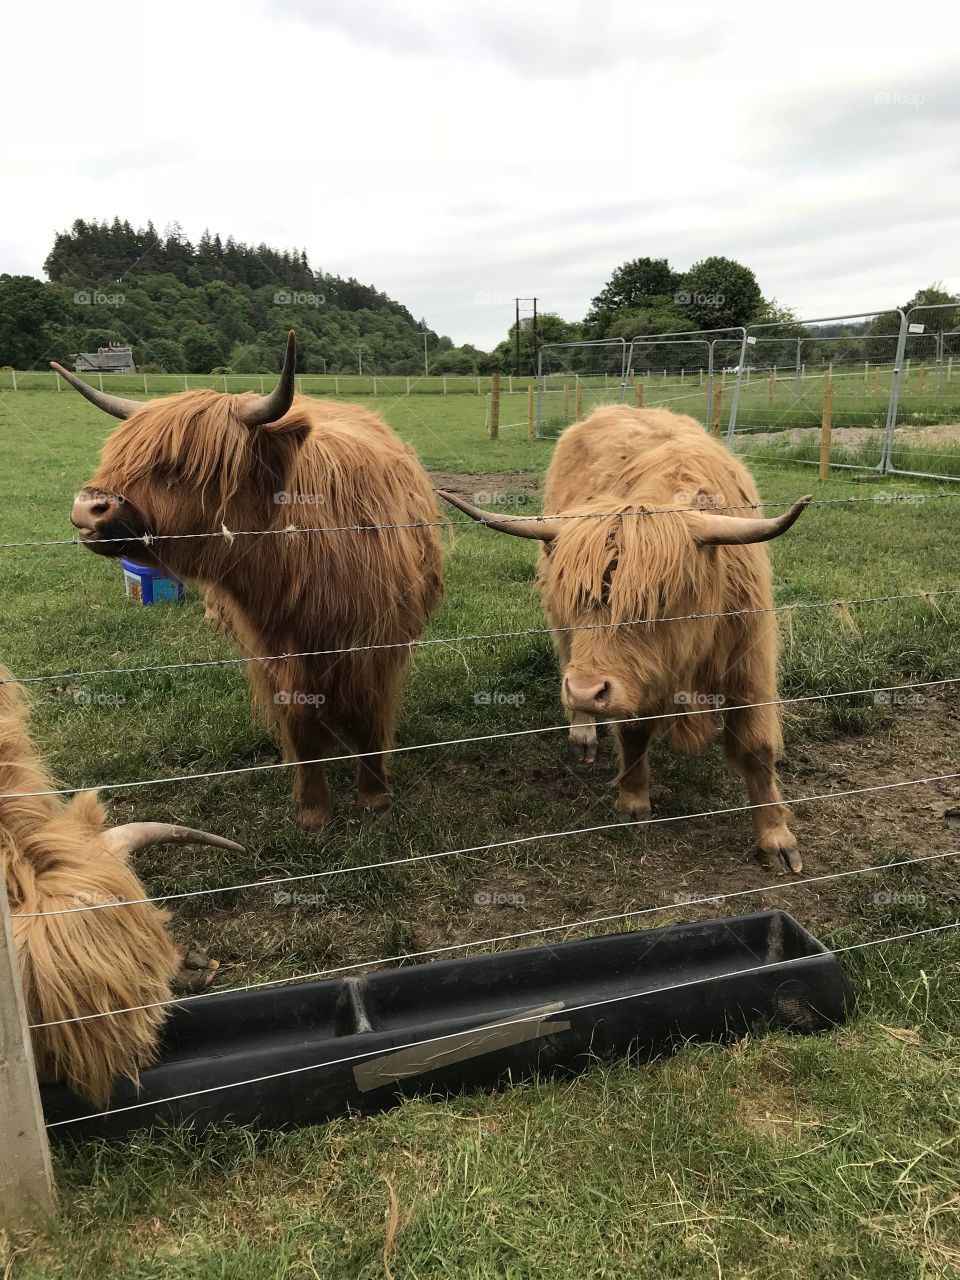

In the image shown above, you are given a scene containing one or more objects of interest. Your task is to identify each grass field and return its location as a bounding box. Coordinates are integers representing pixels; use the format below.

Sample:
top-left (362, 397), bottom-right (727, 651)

top-left (1, 387), bottom-right (960, 1277)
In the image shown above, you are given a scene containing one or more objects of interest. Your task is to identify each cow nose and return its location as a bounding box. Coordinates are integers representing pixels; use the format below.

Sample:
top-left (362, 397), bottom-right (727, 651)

top-left (563, 674), bottom-right (612, 711)
top-left (71, 490), bottom-right (122, 533)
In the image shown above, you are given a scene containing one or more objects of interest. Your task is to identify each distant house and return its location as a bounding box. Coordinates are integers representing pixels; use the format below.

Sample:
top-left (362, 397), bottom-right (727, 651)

top-left (74, 344), bottom-right (136, 374)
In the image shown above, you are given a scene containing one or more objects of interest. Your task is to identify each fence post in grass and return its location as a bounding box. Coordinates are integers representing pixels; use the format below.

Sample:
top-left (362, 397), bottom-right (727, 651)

top-left (443, 377), bottom-right (448, 395)
top-left (489, 372), bottom-right (500, 440)
top-left (563, 382), bottom-right (569, 417)
top-left (819, 368), bottom-right (834, 481)
top-left (527, 384), bottom-right (535, 442)
top-left (10, 370), bottom-right (16, 392)
top-left (635, 381), bottom-right (644, 408)
top-left (948, 357), bottom-right (953, 383)
top-left (508, 375), bottom-right (513, 394)
top-left (406, 377), bottom-right (411, 395)
top-left (372, 376), bottom-right (377, 396)
top-left (575, 381), bottom-right (583, 421)
top-left (711, 383), bottom-right (722, 438)
top-left (0, 878), bottom-right (57, 1229)
top-left (334, 376), bottom-right (340, 395)
top-left (769, 369), bottom-right (776, 406)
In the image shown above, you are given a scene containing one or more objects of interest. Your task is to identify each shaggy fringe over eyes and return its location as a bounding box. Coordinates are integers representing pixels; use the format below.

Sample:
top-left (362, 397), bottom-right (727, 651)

top-left (542, 500), bottom-right (710, 624)
top-left (95, 391), bottom-right (270, 511)
top-left (0, 664), bottom-right (180, 1106)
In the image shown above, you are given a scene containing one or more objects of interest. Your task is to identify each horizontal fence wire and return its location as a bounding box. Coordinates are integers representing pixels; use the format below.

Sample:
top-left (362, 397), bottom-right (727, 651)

top-left (16, 765), bottom-right (960, 919)
top-left (6, 675), bottom-right (959, 804)
top-left (44, 917), bottom-right (960, 1130)
top-left (7, 588), bottom-right (959, 693)
top-left (4, 491), bottom-right (960, 552)
top-left (31, 847), bottom-right (960, 1032)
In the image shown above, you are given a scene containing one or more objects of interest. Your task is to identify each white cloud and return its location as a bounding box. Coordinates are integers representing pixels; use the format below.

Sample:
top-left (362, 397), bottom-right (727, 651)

top-left (1, 0), bottom-right (958, 348)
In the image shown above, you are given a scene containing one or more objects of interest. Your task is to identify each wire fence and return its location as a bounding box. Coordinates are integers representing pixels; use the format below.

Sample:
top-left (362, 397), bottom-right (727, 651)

top-left (2, 401), bottom-right (960, 1162)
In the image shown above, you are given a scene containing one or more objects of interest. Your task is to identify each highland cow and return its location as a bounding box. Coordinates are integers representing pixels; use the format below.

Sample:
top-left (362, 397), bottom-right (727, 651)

top-left (0, 664), bottom-right (240, 1105)
top-left (55, 333), bottom-right (443, 827)
top-left (439, 405), bottom-right (810, 872)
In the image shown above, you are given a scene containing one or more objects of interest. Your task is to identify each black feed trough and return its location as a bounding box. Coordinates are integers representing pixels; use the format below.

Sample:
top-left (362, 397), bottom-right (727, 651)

top-left (42, 909), bottom-right (854, 1141)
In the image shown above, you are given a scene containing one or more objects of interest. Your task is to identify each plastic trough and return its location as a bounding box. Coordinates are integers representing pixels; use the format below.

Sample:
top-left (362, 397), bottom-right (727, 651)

top-left (41, 909), bottom-right (854, 1141)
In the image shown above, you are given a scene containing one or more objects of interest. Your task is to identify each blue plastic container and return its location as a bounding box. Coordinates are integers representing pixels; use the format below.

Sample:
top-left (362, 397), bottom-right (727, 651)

top-left (120, 558), bottom-right (185, 605)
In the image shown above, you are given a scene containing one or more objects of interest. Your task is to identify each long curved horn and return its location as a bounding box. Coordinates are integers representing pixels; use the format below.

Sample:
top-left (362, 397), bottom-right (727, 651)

top-left (238, 330), bottom-right (297, 428)
top-left (50, 362), bottom-right (141, 419)
top-left (436, 489), bottom-right (564, 542)
top-left (105, 823), bottom-right (244, 856)
top-left (690, 495), bottom-right (812, 546)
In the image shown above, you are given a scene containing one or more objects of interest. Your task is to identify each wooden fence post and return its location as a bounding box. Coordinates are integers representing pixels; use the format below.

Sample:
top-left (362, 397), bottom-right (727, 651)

top-left (489, 372), bottom-right (500, 440)
top-left (711, 384), bottom-right (722, 439)
top-left (563, 382), bottom-right (569, 418)
top-left (0, 879), bottom-right (56, 1229)
top-left (635, 381), bottom-right (644, 408)
top-left (819, 369), bottom-right (834, 481)
top-left (575, 381), bottom-right (583, 421)
top-left (527, 384), bottom-right (535, 443)
top-left (919, 366), bottom-right (926, 394)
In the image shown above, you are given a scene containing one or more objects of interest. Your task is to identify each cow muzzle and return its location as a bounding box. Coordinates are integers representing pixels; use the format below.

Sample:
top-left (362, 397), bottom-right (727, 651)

top-left (562, 671), bottom-right (631, 717)
top-left (71, 488), bottom-right (146, 556)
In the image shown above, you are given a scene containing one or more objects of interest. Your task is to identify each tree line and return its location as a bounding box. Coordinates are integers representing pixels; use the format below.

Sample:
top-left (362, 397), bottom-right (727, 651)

top-left (0, 220), bottom-right (955, 375)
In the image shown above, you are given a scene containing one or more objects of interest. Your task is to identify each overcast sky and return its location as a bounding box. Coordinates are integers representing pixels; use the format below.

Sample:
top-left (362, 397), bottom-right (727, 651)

top-left (2, 0), bottom-right (958, 347)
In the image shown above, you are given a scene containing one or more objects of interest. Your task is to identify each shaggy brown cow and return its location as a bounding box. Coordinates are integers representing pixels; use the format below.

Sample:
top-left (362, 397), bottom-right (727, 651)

top-left (54, 333), bottom-right (443, 827)
top-left (438, 405), bottom-right (811, 872)
top-left (0, 664), bottom-right (240, 1105)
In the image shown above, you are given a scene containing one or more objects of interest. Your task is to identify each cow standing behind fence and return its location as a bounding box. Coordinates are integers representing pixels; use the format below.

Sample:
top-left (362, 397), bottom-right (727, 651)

top-left (55, 333), bottom-right (444, 828)
top-left (439, 404), bottom-right (810, 872)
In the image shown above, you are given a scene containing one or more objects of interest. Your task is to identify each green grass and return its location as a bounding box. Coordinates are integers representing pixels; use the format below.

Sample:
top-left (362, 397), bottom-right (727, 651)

top-left (2, 389), bottom-right (960, 1277)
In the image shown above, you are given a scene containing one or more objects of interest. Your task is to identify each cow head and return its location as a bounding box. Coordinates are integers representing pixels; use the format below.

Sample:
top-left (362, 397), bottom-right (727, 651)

top-left (437, 489), bottom-right (810, 719)
top-left (56, 333), bottom-right (309, 576)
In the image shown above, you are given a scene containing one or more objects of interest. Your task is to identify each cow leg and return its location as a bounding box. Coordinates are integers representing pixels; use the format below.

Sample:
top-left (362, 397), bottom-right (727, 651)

top-left (722, 705), bottom-right (800, 872)
top-left (282, 715), bottom-right (333, 829)
top-left (569, 710), bottom-right (598, 763)
top-left (348, 705), bottom-right (393, 815)
top-left (612, 722), bottom-right (653, 818)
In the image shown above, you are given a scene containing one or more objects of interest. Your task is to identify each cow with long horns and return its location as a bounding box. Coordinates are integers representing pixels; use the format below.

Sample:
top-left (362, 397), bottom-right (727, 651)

top-left (55, 334), bottom-right (443, 827)
top-left (0, 663), bottom-right (240, 1104)
top-left (438, 405), bottom-right (810, 872)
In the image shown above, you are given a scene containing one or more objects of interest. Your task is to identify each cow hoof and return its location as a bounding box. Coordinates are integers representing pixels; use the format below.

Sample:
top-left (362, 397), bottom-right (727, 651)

top-left (571, 739), bottom-right (597, 764)
top-left (299, 805), bottom-right (332, 830)
top-left (616, 792), bottom-right (652, 819)
top-left (756, 828), bottom-right (802, 874)
top-left (172, 946), bottom-right (219, 995)
top-left (359, 792), bottom-right (392, 817)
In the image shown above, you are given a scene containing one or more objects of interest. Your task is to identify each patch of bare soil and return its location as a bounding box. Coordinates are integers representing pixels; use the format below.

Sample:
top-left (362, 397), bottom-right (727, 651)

top-left (748, 423), bottom-right (960, 450)
top-left (429, 470), bottom-right (540, 504)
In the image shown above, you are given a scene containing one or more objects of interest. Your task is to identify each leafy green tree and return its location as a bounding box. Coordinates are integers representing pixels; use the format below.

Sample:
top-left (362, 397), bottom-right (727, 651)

top-left (587, 258), bottom-right (679, 329)
top-left (139, 338), bottom-right (186, 371)
top-left (180, 323), bottom-right (229, 373)
top-left (676, 257), bottom-right (762, 330)
top-left (0, 275), bottom-right (77, 367)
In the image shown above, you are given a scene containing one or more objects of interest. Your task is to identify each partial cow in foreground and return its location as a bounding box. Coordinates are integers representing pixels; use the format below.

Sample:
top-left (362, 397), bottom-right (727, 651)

top-left (439, 405), bottom-right (810, 872)
top-left (0, 664), bottom-right (240, 1104)
top-left (56, 333), bottom-right (443, 827)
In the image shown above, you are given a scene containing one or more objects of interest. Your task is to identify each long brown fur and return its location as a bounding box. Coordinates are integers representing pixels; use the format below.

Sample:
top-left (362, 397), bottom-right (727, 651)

top-left (537, 405), bottom-right (799, 866)
top-left (80, 392), bottom-right (444, 820)
top-left (0, 667), bottom-right (180, 1105)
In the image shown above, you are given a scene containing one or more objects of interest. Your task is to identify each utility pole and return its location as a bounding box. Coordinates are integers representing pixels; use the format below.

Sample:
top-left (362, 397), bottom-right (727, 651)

top-left (515, 298), bottom-right (521, 378)
top-left (418, 330), bottom-right (429, 377)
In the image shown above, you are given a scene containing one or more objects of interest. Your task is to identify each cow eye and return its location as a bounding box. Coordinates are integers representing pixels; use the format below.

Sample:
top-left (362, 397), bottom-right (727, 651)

top-left (600, 556), bottom-right (619, 605)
